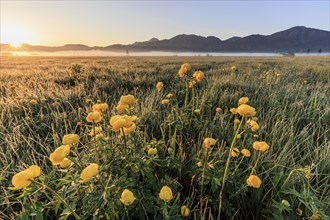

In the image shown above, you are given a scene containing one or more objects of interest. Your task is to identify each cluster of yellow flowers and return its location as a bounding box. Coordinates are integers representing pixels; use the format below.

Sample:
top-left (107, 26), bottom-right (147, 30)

top-left (157, 82), bottom-right (174, 105)
top-left (86, 102), bottom-right (108, 123)
top-left (8, 63), bottom-right (275, 217)
top-left (49, 134), bottom-right (79, 168)
top-left (215, 96), bottom-right (270, 189)
top-left (188, 80), bottom-right (196, 88)
top-left (119, 185), bottom-right (192, 217)
top-left (260, 68), bottom-right (282, 79)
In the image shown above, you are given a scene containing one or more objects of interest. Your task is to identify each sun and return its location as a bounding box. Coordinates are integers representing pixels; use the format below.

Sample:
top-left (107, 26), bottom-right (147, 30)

top-left (2, 26), bottom-right (33, 47)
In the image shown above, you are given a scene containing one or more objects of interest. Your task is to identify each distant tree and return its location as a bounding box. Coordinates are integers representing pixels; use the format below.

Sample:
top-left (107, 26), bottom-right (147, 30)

top-left (126, 49), bottom-right (129, 56)
top-left (318, 48), bottom-right (322, 53)
top-left (307, 48), bottom-right (311, 53)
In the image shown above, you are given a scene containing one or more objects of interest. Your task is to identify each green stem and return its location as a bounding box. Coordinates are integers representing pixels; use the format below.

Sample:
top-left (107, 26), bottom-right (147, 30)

top-left (93, 121), bottom-right (99, 164)
top-left (184, 81), bottom-right (189, 108)
top-left (217, 116), bottom-right (244, 220)
top-left (231, 156), bottom-right (245, 176)
top-left (121, 128), bottom-right (128, 157)
top-left (250, 151), bottom-right (261, 175)
top-left (163, 202), bottom-right (170, 220)
top-left (67, 156), bottom-right (82, 171)
top-left (191, 86), bottom-right (195, 112)
top-left (200, 148), bottom-right (209, 219)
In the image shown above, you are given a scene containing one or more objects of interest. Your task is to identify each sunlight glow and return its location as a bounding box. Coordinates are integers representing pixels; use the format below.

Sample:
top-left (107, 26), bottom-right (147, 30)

top-left (10, 42), bottom-right (21, 48)
top-left (2, 26), bottom-right (33, 46)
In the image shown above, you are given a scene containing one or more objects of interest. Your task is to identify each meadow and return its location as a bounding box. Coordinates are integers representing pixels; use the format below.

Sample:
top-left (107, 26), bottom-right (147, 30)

top-left (0, 56), bottom-right (329, 220)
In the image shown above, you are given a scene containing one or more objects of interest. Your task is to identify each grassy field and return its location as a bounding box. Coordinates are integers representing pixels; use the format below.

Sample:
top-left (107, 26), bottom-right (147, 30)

top-left (0, 56), bottom-right (329, 220)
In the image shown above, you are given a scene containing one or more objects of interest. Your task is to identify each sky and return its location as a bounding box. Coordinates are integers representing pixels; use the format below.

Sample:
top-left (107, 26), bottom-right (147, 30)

top-left (1, 0), bottom-right (329, 46)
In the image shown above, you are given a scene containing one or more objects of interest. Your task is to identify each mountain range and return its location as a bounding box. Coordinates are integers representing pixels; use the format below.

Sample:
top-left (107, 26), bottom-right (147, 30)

top-left (1, 26), bottom-right (329, 53)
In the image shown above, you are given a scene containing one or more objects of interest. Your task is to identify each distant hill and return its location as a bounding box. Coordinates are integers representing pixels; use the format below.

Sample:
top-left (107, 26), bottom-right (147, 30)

top-left (1, 26), bottom-right (329, 53)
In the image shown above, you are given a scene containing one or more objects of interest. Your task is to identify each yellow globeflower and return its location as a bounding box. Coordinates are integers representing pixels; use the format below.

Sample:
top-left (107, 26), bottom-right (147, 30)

top-left (110, 116), bottom-right (126, 131)
top-left (120, 189), bottom-right (136, 206)
top-left (116, 102), bottom-right (129, 113)
top-left (231, 66), bottom-right (237, 71)
top-left (252, 141), bottom-right (270, 152)
top-left (95, 133), bottom-right (104, 141)
top-left (89, 126), bottom-right (103, 136)
top-left (241, 149), bottom-right (251, 157)
top-left (231, 148), bottom-right (240, 157)
top-left (193, 70), bottom-right (205, 82)
top-left (159, 186), bottom-right (173, 202)
top-left (237, 104), bottom-right (256, 117)
top-left (27, 165), bottom-right (41, 178)
top-left (161, 99), bottom-right (170, 105)
top-left (86, 111), bottom-right (102, 123)
top-left (247, 119), bottom-right (260, 131)
top-left (148, 147), bottom-right (158, 156)
top-left (234, 119), bottom-right (240, 124)
top-left (120, 123), bottom-right (137, 136)
top-left (166, 93), bottom-right (173, 98)
top-left (194, 109), bottom-right (201, 114)
top-left (178, 68), bottom-right (186, 78)
top-left (92, 103), bottom-right (108, 112)
top-left (80, 163), bottom-right (99, 183)
top-left (8, 165), bottom-right (41, 190)
top-left (8, 170), bottom-right (34, 190)
top-left (59, 158), bottom-right (73, 168)
top-left (181, 63), bottom-right (191, 72)
top-left (85, 98), bottom-right (92, 103)
top-left (188, 80), bottom-right (196, 88)
top-left (181, 205), bottom-right (191, 217)
top-left (156, 82), bottom-right (164, 92)
top-left (203, 138), bottom-right (216, 149)
top-left (49, 145), bottom-right (71, 165)
top-left (238, 97), bottom-right (249, 105)
top-left (109, 115), bottom-right (137, 132)
top-left (119, 95), bottom-right (137, 106)
top-left (215, 107), bottom-right (222, 113)
top-left (230, 108), bottom-right (237, 115)
top-left (246, 175), bottom-right (262, 188)
top-left (62, 134), bottom-right (79, 145)
top-left (178, 63), bottom-right (191, 77)
top-left (30, 99), bottom-right (38, 105)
